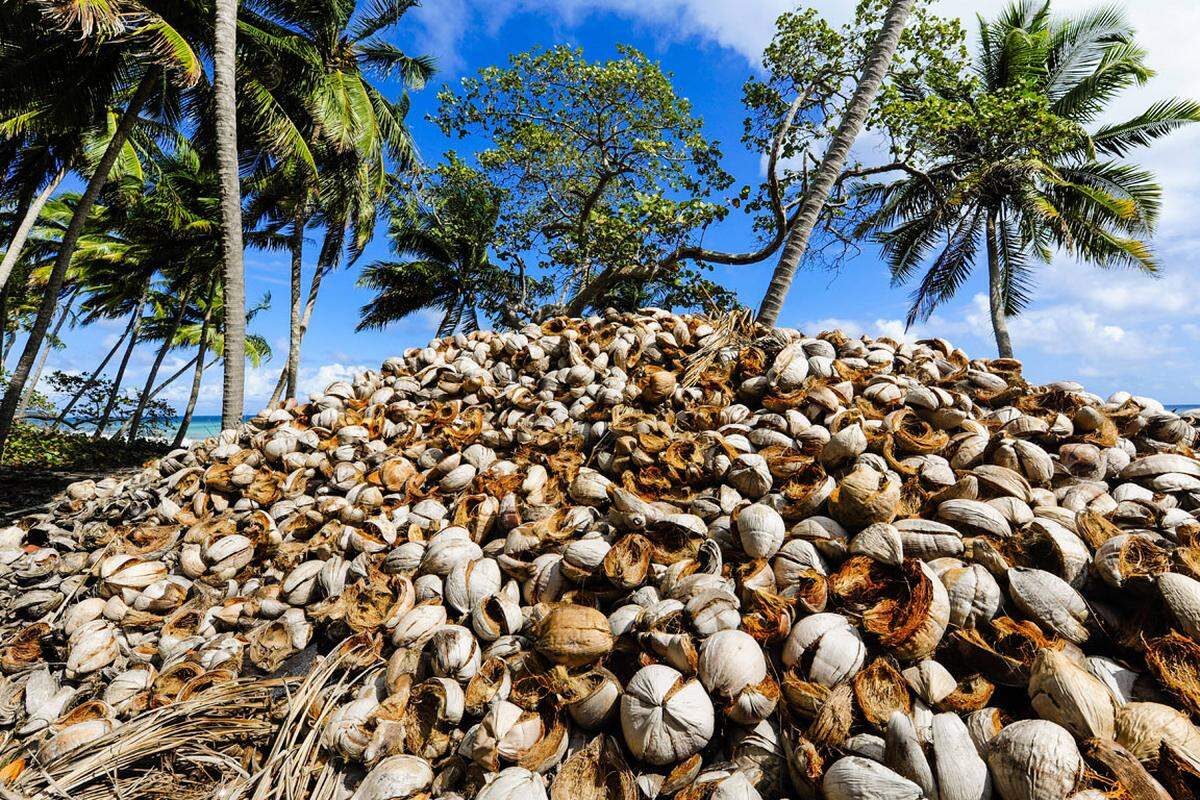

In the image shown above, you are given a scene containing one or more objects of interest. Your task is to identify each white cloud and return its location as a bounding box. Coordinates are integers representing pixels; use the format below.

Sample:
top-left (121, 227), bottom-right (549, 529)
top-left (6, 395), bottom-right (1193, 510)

top-left (410, 0), bottom-right (472, 76)
top-left (797, 316), bottom-right (922, 343)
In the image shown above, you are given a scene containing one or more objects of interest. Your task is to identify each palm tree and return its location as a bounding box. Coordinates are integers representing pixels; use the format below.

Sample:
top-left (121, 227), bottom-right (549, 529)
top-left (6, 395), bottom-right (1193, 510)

top-left (358, 162), bottom-right (509, 336)
top-left (0, 1), bottom-right (202, 452)
top-left (248, 0), bottom-right (431, 407)
top-left (756, 0), bottom-right (917, 327)
top-left (7, 193), bottom-right (138, 422)
top-left (214, 0), bottom-right (246, 431)
top-left (859, 2), bottom-right (1200, 357)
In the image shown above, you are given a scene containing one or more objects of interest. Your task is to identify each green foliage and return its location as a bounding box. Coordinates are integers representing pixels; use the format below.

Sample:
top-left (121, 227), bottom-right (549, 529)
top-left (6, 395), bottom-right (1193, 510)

top-left (358, 155), bottom-right (536, 335)
top-left (881, 83), bottom-right (1084, 166)
top-left (434, 44), bottom-right (734, 315)
top-left (1, 422), bottom-right (166, 468)
top-left (856, 0), bottom-right (1199, 327)
top-left (43, 370), bottom-right (176, 436)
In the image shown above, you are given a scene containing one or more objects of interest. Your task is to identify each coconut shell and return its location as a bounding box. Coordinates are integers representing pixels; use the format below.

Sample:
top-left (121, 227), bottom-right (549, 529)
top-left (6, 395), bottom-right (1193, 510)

top-left (536, 605), bottom-right (613, 667)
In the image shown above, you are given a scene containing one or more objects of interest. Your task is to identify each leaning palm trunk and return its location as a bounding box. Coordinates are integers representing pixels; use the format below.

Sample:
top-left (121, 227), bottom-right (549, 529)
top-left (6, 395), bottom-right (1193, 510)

top-left (267, 256), bottom-right (332, 407)
top-left (0, 163), bottom-right (68, 292)
top-left (985, 209), bottom-right (1015, 358)
top-left (0, 71), bottom-right (157, 453)
top-left (756, 0), bottom-right (916, 327)
top-left (15, 286), bottom-right (78, 419)
top-left (126, 289), bottom-right (190, 442)
top-left (215, 0), bottom-right (246, 431)
top-left (94, 296), bottom-right (146, 439)
top-left (113, 348), bottom-right (210, 440)
top-left (173, 297), bottom-right (216, 449)
top-left (51, 305), bottom-right (138, 429)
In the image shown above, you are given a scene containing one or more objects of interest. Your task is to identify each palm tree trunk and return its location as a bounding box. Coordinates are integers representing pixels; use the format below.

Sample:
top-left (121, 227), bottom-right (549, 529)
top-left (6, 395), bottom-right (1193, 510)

top-left (755, 0), bottom-right (916, 327)
top-left (151, 353), bottom-right (199, 399)
top-left (173, 293), bottom-right (216, 449)
top-left (215, 0), bottom-right (246, 432)
top-left (267, 257), bottom-right (330, 407)
top-left (94, 296), bottom-right (146, 439)
top-left (0, 164), bottom-right (68, 292)
top-left (15, 286), bottom-right (78, 419)
top-left (110, 346), bottom-right (206, 437)
top-left (126, 288), bottom-right (191, 442)
top-left (985, 210), bottom-right (1014, 359)
top-left (51, 305), bottom-right (138, 429)
top-left (285, 203), bottom-right (305, 402)
top-left (0, 71), bottom-right (157, 454)
top-left (0, 284), bottom-right (8, 369)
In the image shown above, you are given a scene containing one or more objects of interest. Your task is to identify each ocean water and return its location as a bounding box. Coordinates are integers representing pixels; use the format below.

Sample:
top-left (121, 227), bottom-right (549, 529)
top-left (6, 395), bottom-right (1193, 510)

top-left (170, 415), bottom-right (231, 443)
top-left (49, 415), bottom-right (251, 445)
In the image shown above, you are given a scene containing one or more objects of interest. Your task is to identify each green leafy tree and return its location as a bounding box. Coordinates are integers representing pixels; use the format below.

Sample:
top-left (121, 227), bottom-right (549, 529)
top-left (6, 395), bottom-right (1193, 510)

top-left (435, 45), bottom-right (736, 318)
top-left (858, 1), bottom-right (1200, 357)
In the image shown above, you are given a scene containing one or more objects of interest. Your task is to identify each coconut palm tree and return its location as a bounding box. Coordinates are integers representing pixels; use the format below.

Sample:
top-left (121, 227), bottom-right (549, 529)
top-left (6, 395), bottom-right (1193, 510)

top-left (755, 0), bottom-right (917, 327)
top-left (0, 0), bottom-right (202, 452)
top-left (170, 289), bottom-right (272, 446)
top-left (858, 1), bottom-right (1200, 357)
top-left (248, 0), bottom-right (432, 407)
top-left (358, 161), bottom-right (510, 336)
top-left (214, 0), bottom-right (246, 431)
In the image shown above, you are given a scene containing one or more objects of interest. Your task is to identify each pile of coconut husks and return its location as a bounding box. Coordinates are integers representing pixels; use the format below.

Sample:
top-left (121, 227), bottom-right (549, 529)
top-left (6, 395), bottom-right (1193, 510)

top-left (5, 308), bottom-right (1200, 800)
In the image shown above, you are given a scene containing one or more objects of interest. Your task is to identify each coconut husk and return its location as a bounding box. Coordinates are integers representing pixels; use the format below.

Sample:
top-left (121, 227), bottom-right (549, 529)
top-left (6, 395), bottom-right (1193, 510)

top-left (781, 671), bottom-right (831, 719)
top-left (780, 463), bottom-right (833, 520)
top-left (852, 657), bottom-right (912, 726)
top-left (602, 534), bottom-right (652, 589)
top-left (1075, 511), bottom-right (1123, 550)
top-left (1080, 737), bottom-right (1172, 800)
top-left (403, 680), bottom-right (459, 760)
top-left (519, 708), bottom-right (569, 773)
top-left (661, 753), bottom-right (704, 796)
top-left (1146, 632), bottom-right (1200, 716)
top-left (0, 623), bottom-right (50, 673)
top-left (806, 684), bottom-right (854, 748)
top-left (1158, 741), bottom-right (1200, 800)
top-left (342, 570), bottom-right (405, 634)
top-left (741, 587), bottom-right (796, 644)
top-left (466, 658), bottom-right (511, 715)
top-left (1175, 546), bottom-right (1200, 581)
top-left (1119, 537), bottom-right (1173, 585)
top-left (550, 735), bottom-right (636, 800)
top-left (839, 558), bottom-right (943, 658)
top-left (893, 409), bottom-right (951, 455)
top-left (938, 673), bottom-right (996, 712)
top-left (953, 616), bottom-right (1058, 687)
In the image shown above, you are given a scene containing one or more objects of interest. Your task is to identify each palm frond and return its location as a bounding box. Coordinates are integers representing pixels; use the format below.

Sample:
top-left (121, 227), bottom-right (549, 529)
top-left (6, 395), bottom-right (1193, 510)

top-left (906, 205), bottom-right (985, 325)
top-left (348, 0), bottom-right (419, 42)
top-left (357, 41), bottom-right (435, 89)
top-left (1091, 98), bottom-right (1200, 156)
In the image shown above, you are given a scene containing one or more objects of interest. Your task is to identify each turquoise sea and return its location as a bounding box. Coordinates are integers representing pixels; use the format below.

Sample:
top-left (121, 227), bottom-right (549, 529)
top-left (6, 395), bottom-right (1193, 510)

top-left (168, 414), bottom-right (234, 443)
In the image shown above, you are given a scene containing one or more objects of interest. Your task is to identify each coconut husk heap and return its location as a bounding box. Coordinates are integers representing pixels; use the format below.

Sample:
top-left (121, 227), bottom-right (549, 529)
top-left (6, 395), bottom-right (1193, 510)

top-left (3, 308), bottom-right (1200, 800)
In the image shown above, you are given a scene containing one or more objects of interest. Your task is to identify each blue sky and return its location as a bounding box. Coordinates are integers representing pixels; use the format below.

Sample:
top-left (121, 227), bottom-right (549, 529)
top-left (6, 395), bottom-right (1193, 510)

top-left (34, 0), bottom-right (1200, 414)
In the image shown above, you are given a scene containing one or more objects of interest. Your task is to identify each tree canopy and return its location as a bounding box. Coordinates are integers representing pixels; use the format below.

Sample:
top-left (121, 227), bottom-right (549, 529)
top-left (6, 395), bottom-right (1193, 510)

top-left (434, 44), bottom-right (737, 318)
